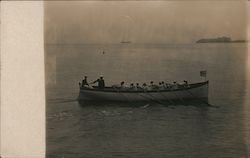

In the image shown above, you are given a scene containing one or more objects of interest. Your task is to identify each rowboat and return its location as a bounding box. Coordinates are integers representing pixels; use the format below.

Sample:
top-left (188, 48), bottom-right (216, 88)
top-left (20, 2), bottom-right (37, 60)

top-left (78, 81), bottom-right (208, 103)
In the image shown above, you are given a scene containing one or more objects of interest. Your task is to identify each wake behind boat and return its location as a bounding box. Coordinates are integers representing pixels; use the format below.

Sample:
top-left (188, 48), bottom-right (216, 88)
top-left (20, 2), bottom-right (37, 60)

top-left (78, 79), bottom-right (208, 103)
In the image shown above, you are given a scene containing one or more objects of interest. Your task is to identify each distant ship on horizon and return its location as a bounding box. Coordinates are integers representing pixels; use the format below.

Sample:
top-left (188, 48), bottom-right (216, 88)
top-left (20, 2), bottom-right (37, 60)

top-left (196, 36), bottom-right (247, 43)
top-left (120, 41), bottom-right (132, 44)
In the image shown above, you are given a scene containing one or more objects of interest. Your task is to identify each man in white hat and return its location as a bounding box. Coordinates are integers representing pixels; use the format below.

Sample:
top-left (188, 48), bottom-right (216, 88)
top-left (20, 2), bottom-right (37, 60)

top-left (91, 76), bottom-right (105, 89)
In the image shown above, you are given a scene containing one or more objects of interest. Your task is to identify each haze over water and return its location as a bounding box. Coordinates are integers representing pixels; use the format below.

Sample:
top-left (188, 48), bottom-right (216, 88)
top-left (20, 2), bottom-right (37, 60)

top-left (46, 43), bottom-right (250, 158)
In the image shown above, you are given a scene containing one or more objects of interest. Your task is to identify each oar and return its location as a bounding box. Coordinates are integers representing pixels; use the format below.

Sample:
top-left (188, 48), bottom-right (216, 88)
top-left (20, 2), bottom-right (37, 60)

top-left (185, 89), bottom-right (215, 107)
top-left (113, 87), bottom-right (140, 106)
top-left (171, 90), bottom-right (188, 106)
top-left (155, 86), bottom-right (188, 106)
top-left (157, 90), bottom-right (176, 105)
top-left (139, 92), bottom-right (168, 106)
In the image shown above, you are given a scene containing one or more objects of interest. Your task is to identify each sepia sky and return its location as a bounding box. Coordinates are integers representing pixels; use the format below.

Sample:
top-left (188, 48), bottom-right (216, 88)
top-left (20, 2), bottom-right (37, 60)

top-left (45, 1), bottom-right (248, 44)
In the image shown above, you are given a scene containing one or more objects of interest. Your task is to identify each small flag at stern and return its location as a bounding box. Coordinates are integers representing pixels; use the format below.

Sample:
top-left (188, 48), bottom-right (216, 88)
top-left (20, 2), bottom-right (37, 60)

top-left (200, 70), bottom-right (207, 77)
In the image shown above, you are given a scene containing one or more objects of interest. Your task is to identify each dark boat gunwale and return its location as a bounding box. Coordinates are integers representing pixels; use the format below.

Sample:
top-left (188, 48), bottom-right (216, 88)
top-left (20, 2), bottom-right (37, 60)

top-left (80, 81), bottom-right (208, 93)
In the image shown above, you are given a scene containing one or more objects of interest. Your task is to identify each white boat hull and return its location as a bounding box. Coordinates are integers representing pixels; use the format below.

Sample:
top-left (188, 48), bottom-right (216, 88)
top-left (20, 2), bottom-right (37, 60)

top-left (78, 81), bottom-right (208, 102)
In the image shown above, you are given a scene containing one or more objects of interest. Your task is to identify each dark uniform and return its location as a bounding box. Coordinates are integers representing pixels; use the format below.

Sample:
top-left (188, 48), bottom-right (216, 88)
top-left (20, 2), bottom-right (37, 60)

top-left (82, 79), bottom-right (88, 86)
top-left (81, 76), bottom-right (89, 87)
top-left (93, 77), bottom-right (105, 89)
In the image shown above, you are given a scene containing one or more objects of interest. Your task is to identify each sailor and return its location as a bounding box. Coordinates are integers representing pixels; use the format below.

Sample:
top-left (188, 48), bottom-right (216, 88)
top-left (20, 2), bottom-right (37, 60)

top-left (135, 83), bottom-right (142, 90)
top-left (172, 81), bottom-right (178, 90)
top-left (120, 81), bottom-right (125, 89)
top-left (149, 81), bottom-right (158, 90)
top-left (81, 76), bottom-right (89, 87)
top-left (129, 83), bottom-right (135, 90)
top-left (167, 83), bottom-right (172, 89)
top-left (148, 81), bottom-right (153, 90)
top-left (159, 82), bottom-right (164, 90)
top-left (111, 81), bottom-right (124, 89)
top-left (142, 83), bottom-right (148, 91)
top-left (183, 80), bottom-right (189, 88)
top-left (91, 76), bottom-right (105, 89)
top-left (161, 81), bottom-right (167, 89)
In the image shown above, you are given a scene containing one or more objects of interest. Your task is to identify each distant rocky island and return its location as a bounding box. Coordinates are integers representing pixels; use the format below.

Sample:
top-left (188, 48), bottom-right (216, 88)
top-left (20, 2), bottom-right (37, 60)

top-left (196, 36), bottom-right (247, 43)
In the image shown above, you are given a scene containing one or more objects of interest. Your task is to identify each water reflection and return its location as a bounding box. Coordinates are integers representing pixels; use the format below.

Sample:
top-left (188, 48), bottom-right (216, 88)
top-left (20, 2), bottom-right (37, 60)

top-left (78, 99), bottom-right (210, 108)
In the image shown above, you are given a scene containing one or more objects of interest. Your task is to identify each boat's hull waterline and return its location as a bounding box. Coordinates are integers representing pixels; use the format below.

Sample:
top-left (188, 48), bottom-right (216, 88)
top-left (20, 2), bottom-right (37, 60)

top-left (78, 81), bottom-right (208, 103)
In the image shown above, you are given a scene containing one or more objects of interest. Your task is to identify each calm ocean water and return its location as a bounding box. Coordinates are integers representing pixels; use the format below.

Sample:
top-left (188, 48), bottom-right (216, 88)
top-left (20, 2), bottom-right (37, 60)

top-left (46, 43), bottom-right (250, 158)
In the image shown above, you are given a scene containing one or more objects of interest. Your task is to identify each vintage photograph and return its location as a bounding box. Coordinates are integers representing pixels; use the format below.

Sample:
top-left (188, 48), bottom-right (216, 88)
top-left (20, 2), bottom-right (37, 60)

top-left (45, 1), bottom-right (249, 158)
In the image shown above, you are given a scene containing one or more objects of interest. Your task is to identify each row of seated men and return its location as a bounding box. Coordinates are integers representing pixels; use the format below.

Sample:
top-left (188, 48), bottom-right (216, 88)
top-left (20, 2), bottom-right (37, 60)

top-left (112, 80), bottom-right (189, 91)
top-left (79, 76), bottom-right (189, 90)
